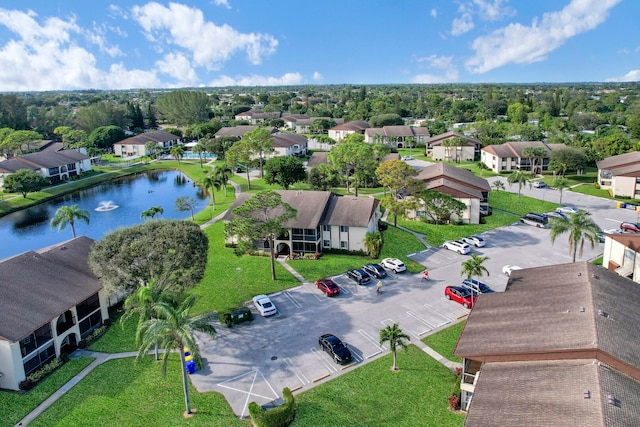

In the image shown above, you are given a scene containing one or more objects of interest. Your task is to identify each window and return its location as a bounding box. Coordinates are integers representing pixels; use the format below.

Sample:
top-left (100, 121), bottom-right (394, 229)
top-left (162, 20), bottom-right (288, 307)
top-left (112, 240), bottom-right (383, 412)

top-left (340, 241), bottom-right (348, 249)
top-left (20, 323), bottom-right (53, 357)
top-left (79, 310), bottom-right (103, 338)
top-left (323, 225), bottom-right (330, 232)
top-left (77, 293), bottom-right (100, 319)
top-left (23, 343), bottom-right (56, 375)
top-left (323, 240), bottom-right (330, 247)
top-left (340, 226), bottom-right (349, 233)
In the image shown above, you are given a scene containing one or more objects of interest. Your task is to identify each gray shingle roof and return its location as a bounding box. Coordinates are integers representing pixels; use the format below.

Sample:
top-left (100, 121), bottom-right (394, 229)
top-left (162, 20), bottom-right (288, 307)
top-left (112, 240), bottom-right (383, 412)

top-left (118, 131), bottom-right (179, 146)
top-left (597, 151), bottom-right (640, 170)
top-left (307, 152), bottom-right (328, 168)
top-left (272, 132), bottom-right (308, 147)
top-left (215, 125), bottom-right (258, 138)
top-left (0, 236), bottom-right (102, 342)
top-left (426, 131), bottom-right (480, 146)
top-left (0, 149), bottom-right (90, 173)
top-left (321, 196), bottom-right (378, 227)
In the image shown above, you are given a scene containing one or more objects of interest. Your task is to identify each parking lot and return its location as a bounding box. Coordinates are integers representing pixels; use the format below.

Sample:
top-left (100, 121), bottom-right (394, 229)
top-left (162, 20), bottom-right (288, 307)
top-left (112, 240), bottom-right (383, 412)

top-left (190, 211), bottom-right (604, 417)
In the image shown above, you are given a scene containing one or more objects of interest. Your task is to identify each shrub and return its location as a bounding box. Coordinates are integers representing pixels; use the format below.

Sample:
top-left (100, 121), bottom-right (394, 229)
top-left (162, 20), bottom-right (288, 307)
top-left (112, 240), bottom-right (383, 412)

top-left (249, 387), bottom-right (296, 427)
top-left (26, 357), bottom-right (63, 383)
top-left (448, 395), bottom-right (460, 411)
top-left (59, 353), bottom-right (70, 363)
top-left (222, 313), bottom-right (233, 328)
top-left (103, 318), bottom-right (112, 327)
top-left (78, 339), bottom-right (87, 349)
top-left (19, 379), bottom-right (34, 391)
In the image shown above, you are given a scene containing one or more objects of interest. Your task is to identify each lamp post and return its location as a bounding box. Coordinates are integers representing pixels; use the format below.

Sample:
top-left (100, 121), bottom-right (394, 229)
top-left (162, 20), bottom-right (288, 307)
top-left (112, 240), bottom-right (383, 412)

top-left (236, 267), bottom-right (241, 300)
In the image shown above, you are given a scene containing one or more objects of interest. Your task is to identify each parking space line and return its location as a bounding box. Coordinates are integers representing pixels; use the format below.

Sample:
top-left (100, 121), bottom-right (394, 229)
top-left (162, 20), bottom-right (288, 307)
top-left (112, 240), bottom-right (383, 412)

top-left (349, 350), bottom-right (363, 363)
top-left (283, 291), bottom-right (302, 309)
top-left (284, 357), bottom-right (309, 386)
top-left (357, 329), bottom-right (385, 358)
top-left (423, 303), bottom-right (456, 326)
top-left (310, 347), bottom-right (339, 373)
top-left (405, 311), bottom-right (435, 336)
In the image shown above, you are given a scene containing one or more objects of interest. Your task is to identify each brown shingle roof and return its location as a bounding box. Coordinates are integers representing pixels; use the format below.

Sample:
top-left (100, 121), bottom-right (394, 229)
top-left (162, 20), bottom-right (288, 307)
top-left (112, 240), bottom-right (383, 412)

top-left (608, 234), bottom-right (640, 252)
top-left (307, 152), bottom-right (328, 168)
top-left (596, 151), bottom-right (640, 170)
top-left (0, 237), bottom-right (102, 342)
top-left (426, 131), bottom-right (480, 146)
top-left (322, 196), bottom-right (378, 227)
top-left (118, 131), bottom-right (179, 146)
top-left (415, 162), bottom-right (491, 193)
top-left (272, 132), bottom-right (308, 147)
top-left (214, 125), bottom-right (258, 138)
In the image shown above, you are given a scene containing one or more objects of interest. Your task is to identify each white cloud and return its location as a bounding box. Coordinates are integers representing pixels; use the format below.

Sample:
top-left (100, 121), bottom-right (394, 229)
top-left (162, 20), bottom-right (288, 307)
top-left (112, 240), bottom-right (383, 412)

top-left (208, 72), bottom-right (303, 87)
top-left (466, 0), bottom-right (622, 74)
top-left (86, 23), bottom-right (123, 57)
top-left (430, 8), bottom-right (437, 18)
top-left (473, 0), bottom-right (514, 21)
top-left (131, 2), bottom-right (277, 70)
top-left (605, 70), bottom-right (640, 82)
top-left (0, 8), bottom-right (162, 90)
top-left (212, 0), bottom-right (232, 9)
top-left (412, 55), bottom-right (458, 83)
top-left (451, 13), bottom-right (474, 35)
top-left (157, 52), bottom-right (198, 86)
top-left (313, 71), bottom-right (323, 81)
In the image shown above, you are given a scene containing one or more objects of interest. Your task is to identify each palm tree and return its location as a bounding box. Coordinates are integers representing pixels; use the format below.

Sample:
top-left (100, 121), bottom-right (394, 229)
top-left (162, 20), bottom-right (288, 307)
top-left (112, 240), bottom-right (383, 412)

top-left (193, 142), bottom-right (205, 168)
top-left (199, 173), bottom-right (223, 211)
top-left (50, 204), bottom-right (90, 238)
top-left (141, 206), bottom-right (164, 221)
top-left (549, 212), bottom-right (601, 263)
top-left (507, 170), bottom-right (530, 198)
top-left (554, 176), bottom-right (570, 205)
top-left (213, 164), bottom-right (233, 197)
top-left (136, 295), bottom-right (218, 416)
top-left (364, 231), bottom-right (383, 259)
top-left (492, 180), bottom-right (505, 192)
top-left (460, 254), bottom-right (490, 299)
top-left (170, 145), bottom-right (185, 163)
top-left (379, 323), bottom-right (410, 371)
top-left (175, 196), bottom-right (197, 221)
top-left (145, 141), bottom-right (158, 159)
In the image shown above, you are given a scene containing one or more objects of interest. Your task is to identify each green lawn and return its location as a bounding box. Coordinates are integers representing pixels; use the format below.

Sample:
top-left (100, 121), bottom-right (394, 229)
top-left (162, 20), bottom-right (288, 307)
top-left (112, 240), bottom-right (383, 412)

top-left (289, 225), bottom-right (426, 281)
top-left (423, 322), bottom-right (466, 363)
top-left (292, 345), bottom-right (464, 427)
top-left (488, 190), bottom-right (558, 216)
top-left (0, 357), bottom-right (94, 426)
top-left (28, 356), bottom-right (247, 427)
top-left (190, 221), bottom-right (301, 315)
top-left (87, 308), bottom-right (138, 353)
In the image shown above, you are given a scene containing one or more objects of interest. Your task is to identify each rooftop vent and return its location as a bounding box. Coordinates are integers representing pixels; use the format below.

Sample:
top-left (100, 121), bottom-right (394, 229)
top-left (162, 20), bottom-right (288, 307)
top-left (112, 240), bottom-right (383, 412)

top-left (577, 272), bottom-right (582, 276)
top-left (60, 246), bottom-right (67, 251)
top-left (608, 395), bottom-right (617, 406)
top-left (598, 309), bottom-right (609, 318)
top-left (584, 390), bottom-right (591, 399)
top-left (579, 306), bottom-right (585, 312)
top-left (592, 273), bottom-right (599, 279)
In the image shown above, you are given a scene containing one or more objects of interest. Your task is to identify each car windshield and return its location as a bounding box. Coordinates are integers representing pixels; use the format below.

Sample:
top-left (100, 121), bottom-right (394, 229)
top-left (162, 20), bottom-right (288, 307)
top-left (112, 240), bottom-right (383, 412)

top-left (262, 301), bottom-right (273, 308)
top-left (478, 283), bottom-right (492, 292)
top-left (333, 343), bottom-right (345, 351)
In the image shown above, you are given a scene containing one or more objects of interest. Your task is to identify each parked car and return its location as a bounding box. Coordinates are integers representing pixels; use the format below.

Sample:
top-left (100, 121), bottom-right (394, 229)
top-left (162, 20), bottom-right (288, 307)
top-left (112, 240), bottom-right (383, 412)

top-left (402, 155), bottom-right (414, 161)
top-left (532, 181), bottom-right (547, 188)
top-left (363, 263), bottom-right (387, 278)
top-left (315, 278), bottom-right (340, 297)
top-left (520, 213), bottom-right (548, 228)
top-left (598, 228), bottom-right (623, 242)
top-left (544, 211), bottom-right (568, 219)
top-left (380, 258), bottom-right (407, 273)
top-left (556, 205), bottom-right (580, 214)
top-left (443, 240), bottom-right (471, 254)
top-left (462, 235), bottom-right (486, 247)
top-left (502, 265), bottom-right (523, 277)
top-left (444, 286), bottom-right (477, 309)
top-left (347, 268), bottom-right (371, 285)
top-left (620, 222), bottom-right (640, 233)
top-left (318, 333), bottom-right (352, 364)
top-left (462, 278), bottom-right (495, 294)
top-left (252, 295), bottom-right (277, 317)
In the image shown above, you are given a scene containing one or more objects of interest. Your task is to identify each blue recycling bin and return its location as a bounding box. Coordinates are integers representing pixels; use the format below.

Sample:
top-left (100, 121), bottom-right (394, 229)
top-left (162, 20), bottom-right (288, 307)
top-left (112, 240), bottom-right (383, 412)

top-left (185, 359), bottom-right (196, 374)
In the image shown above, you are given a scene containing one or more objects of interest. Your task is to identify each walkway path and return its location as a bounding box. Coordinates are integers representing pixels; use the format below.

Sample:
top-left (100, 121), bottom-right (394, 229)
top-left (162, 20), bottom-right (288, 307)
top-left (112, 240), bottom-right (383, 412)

top-left (16, 176), bottom-right (463, 426)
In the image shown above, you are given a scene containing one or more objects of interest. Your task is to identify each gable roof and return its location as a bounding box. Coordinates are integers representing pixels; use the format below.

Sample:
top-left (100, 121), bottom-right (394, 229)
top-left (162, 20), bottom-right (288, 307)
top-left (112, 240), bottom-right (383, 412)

top-left (608, 234), bottom-right (640, 252)
top-left (425, 131), bottom-right (480, 146)
top-left (481, 141), bottom-right (566, 158)
top-left (215, 125), bottom-right (259, 138)
top-left (272, 132), bottom-right (308, 147)
top-left (597, 151), bottom-right (640, 175)
top-left (415, 162), bottom-right (491, 196)
top-left (307, 152), bottom-right (328, 168)
top-left (0, 149), bottom-right (90, 173)
top-left (330, 120), bottom-right (370, 132)
top-left (117, 131), bottom-right (179, 146)
top-left (222, 191), bottom-right (378, 230)
top-left (0, 236), bottom-right (102, 342)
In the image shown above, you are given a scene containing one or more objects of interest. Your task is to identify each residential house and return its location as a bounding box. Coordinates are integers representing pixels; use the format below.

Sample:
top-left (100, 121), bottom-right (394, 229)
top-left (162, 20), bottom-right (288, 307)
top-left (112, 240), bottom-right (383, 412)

top-left (0, 149), bottom-right (92, 190)
top-left (454, 262), bottom-right (640, 426)
top-left (328, 120), bottom-right (370, 142)
top-left (0, 237), bottom-right (110, 391)
top-left (424, 131), bottom-right (481, 162)
top-left (480, 141), bottom-right (567, 174)
top-left (223, 190), bottom-right (380, 255)
top-left (281, 114), bottom-right (310, 131)
top-left (596, 151), bottom-right (640, 198)
top-left (214, 125), bottom-right (259, 139)
top-left (234, 110), bottom-right (281, 124)
top-left (602, 233), bottom-right (640, 280)
top-left (410, 163), bottom-right (491, 224)
top-left (306, 151), bottom-right (399, 170)
top-left (271, 132), bottom-right (308, 157)
top-left (293, 117), bottom-right (344, 134)
top-left (113, 131), bottom-right (181, 157)
top-left (364, 125), bottom-right (430, 148)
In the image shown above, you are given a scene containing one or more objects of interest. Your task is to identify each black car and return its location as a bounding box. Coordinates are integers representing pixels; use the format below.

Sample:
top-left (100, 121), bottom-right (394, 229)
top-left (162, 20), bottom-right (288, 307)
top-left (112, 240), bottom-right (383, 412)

top-left (318, 333), bottom-right (352, 364)
top-left (347, 268), bottom-right (371, 285)
top-left (363, 263), bottom-right (387, 278)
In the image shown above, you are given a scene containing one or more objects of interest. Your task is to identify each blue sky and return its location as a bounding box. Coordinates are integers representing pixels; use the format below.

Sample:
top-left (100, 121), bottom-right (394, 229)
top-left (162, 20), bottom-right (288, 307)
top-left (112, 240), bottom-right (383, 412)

top-left (0, 0), bottom-right (637, 91)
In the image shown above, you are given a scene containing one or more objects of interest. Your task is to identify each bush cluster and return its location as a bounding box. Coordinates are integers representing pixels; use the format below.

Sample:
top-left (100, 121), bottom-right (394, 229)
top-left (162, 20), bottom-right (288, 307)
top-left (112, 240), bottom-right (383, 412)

top-left (248, 387), bottom-right (296, 427)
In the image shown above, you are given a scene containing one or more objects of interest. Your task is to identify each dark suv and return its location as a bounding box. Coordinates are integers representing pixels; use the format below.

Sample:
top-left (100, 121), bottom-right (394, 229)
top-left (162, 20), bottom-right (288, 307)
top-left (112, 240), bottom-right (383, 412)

top-left (346, 268), bottom-right (371, 285)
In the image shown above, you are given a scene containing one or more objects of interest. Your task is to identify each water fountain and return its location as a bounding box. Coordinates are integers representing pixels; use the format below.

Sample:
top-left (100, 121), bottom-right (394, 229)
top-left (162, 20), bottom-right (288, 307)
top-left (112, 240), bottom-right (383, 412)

top-left (94, 200), bottom-right (119, 212)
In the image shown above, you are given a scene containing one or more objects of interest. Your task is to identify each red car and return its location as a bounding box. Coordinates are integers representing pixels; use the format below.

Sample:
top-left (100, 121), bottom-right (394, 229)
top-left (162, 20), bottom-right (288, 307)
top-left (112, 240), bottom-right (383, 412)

top-left (620, 222), bottom-right (640, 233)
top-left (444, 285), bottom-right (477, 309)
top-left (316, 278), bottom-right (340, 297)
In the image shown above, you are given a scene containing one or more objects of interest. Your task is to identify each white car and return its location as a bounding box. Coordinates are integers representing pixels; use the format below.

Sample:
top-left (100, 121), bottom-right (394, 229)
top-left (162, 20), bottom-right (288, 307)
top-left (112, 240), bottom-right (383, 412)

top-left (380, 257), bottom-right (406, 273)
top-left (502, 265), bottom-right (523, 277)
top-left (443, 240), bottom-right (471, 255)
top-left (532, 181), bottom-right (547, 188)
top-left (402, 155), bottom-right (414, 161)
top-left (556, 205), bottom-right (579, 214)
top-left (544, 211), bottom-right (568, 219)
top-left (462, 235), bottom-right (486, 248)
top-left (252, 295), bottom-right (277, 317)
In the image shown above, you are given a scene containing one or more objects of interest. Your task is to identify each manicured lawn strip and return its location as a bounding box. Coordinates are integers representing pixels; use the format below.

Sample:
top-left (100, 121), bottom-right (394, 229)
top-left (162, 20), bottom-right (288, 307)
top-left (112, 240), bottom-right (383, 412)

top-left (570, 183), bottom-right (632, 206)
top-left (28, 356), bottom-right (247, 427)
top-left (87, 308), bottom-right (138, 353)
top-left (1, 357), bottom-right (94, 426)
top-left (191, 221), bottom-right (300, 315)
top-left (422, 322), bottom-right (465, 363)
top-left (488, 190), bottom-right (558, 216)
top-left (292, 345), bottom-right (464, 427)
top-left (289, 225), bottom-right (426, 281)
top-left (397, 210), bottom-right (516, 247)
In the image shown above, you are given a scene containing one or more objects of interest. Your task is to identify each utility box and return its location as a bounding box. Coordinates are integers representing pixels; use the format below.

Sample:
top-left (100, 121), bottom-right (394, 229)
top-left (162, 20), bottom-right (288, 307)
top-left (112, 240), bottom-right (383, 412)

top-left (230, 307), bottom-right (253, 324)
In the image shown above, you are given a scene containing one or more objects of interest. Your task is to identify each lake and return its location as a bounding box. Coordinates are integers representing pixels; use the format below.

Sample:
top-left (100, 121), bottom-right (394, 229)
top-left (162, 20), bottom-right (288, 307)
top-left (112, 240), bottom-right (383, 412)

top-left (0, 170), bottom-right (209, 260)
